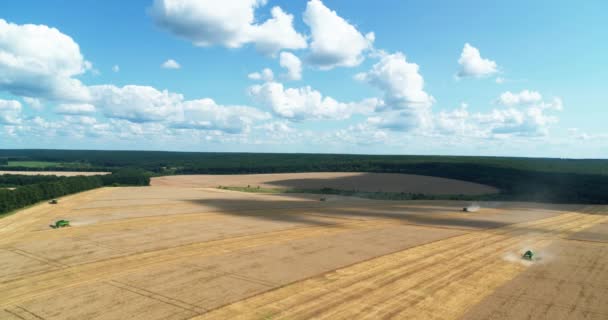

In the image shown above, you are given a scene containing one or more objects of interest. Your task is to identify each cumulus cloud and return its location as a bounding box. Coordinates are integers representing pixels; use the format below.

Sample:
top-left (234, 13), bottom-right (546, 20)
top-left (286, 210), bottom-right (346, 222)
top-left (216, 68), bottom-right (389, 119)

top-left (457, 43), bottom-right (498, 78)
top-left (356, 52), bottom-right (434, 109)
top-left (89, 85), bottom-right (183, 122)
top-left (248, 68), bottom-right (274, 82)
top-left (497, 90), bottom-right (563, 112)
top-left (0, 19), bottom-right (91, 101)
top-left (173, 98), bottom-right (270, 134)
top-left (250, 6), bottom-right (308, 55)
top-left (161, 59), bottom-right (181, 69)
top-left (367, 109), bottom-right (434, 133)
top-left (435, 103), bottom-right (480, 137)
top-left (303, 0), bottom-right (374, 69)
top-left (497, 90), bottom-right (542, 106)
top-left (55, 103), bottom-right (96, 115)
top-left (330, 121), bottom-right (389, 146)
top-left (85, 84), bottom-right (273, 136)
top-left (436, 91), bottom-right (563, 138)
top-left (150, 0), bottom-right (306, 55)
top-left (23, 97), bottom-right (43, 110)
top-left (479, 107), bottom-right (557, 137)
top-left (0, 99), bottom-right (22, 124)
top-left (249, 81), bottom-right (379, 120)
top-left (279, 52), bottom-right (302, 81)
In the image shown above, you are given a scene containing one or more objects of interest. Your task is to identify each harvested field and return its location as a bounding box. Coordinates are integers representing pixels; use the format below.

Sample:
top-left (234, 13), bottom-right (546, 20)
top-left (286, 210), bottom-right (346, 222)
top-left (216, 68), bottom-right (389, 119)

top-left (152, 172), bottom-right (499, 195)
top-left (0, 171), bottom-right (110, 176)
top-left (0, 173), bottom-right (605, 320)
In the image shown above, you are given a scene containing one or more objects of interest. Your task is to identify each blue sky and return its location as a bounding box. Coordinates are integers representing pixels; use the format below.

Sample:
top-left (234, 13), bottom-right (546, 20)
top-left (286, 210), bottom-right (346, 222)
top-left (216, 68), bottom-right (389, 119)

top-left (0, 0), bottom-right (606, 158)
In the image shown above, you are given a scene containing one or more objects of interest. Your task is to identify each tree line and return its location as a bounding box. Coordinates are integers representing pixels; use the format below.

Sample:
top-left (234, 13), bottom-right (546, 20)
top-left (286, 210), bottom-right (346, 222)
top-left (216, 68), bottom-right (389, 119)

top-left (0, 150), bottom-right (607, 204)
top-left (0, 169), bottom-right (150, 216)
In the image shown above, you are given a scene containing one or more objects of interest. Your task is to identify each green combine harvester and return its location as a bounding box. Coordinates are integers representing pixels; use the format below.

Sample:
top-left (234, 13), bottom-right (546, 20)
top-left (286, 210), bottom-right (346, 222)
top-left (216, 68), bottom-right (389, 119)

top-left (522, 250), bottom-right (534, 260)
top-left (50, 220), bottom-right (70, 229)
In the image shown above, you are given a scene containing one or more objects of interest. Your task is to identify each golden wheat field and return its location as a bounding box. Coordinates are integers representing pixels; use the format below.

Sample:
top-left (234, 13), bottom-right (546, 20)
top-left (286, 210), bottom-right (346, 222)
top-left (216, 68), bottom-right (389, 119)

top-left (0, 173), bottom-right (606, 320)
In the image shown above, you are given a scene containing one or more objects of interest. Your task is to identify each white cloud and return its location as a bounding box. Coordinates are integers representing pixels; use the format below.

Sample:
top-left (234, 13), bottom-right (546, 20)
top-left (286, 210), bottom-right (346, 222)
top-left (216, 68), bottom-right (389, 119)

top-left (495, 77), bottom-right (504, 84)
top-left (23, 97), bottom-right (43, 110)
top-left (485, 91), bottom-right (563, 137)
top-left (172, 98), bottom-right (270, 134)
top-left (303, 0), bottom-right (374, 69)
top-left (0, 99), bottom-right (22, 124)
top-left (150, 0), bottom-right (306, 55)
top-left (279, 52), bottom-right (302, 81)
top-left (435, 92), bottom-right (563, 139)
top-left (248, 68), bottom-right (274, 82)
top-left (249, 6), bottom-right (308, 55)
top-left (356, 52), bottom-right (434, 109)
top-left (567, 129), bottom-right (608, 141)
top-left (367, 109), bottom-right (434, 133)
top-left (161, 59), bottom-right (181, 69)
top-left (0, 19), bottom-right (91, 101)
top-left (258, 120), bottom-right (294, 134)
top-left (87, 84), bottom-right (272, 135)
top-left (89, 85), bottom-right (183, 122)
top-left (480, 107), bottom-right (558, 137)
top-left (249, 81), bottom-right (379, 120)
top-left (435, 103), bottom-right (482, 137)
top-left (497, 90), bottom-right (563, 111)
top-left (330, 121), bottom-right (389, 146)
top-left (112, 65), bottom-right (120, 72)
top-left (497, 90), bottom-right (542, 106)
top-left (457, 43), bottom-right (498, 78)
top-left (539, 97), bottom-right (563, 111)
top-left (55, 103), bottom-right (96, 115)
top-left (63, 115), bottom-right (98, 126)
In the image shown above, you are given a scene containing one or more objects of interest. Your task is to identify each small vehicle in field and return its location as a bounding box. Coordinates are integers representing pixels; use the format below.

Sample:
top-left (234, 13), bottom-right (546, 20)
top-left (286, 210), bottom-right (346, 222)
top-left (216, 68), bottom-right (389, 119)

top-left (49, 199), bottom-right (58, 204)
top-left (320, 197), bottom-right (327, 201)
top-left (522, 250), bottom-right (534, 260)
top-left (50, 220), bottom-right (70, 229)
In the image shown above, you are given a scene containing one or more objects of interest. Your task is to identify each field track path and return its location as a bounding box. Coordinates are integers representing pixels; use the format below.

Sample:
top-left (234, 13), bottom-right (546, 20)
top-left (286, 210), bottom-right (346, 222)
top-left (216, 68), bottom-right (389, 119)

top-left (0, 217), bottom-right (397, 307)
top-left (192, 207), bottom-right (607, 320)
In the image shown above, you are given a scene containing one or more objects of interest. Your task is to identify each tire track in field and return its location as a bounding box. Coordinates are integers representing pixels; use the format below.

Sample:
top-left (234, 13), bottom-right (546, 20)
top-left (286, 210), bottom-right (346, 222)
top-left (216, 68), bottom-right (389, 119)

top-left (193, 210), bottom-right (607, 320)
top-left (0, 218), bottom-right (396, 307)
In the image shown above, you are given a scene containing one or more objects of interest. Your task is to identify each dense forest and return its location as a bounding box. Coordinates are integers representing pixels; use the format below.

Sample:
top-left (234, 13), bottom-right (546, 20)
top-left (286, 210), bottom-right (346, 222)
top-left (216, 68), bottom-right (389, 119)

top-left (1, 149), bottom-right (608, 175)
top-left (0, 169), bottom-right (150, 215)
top-left (1, 149), bottom-right (607, 204)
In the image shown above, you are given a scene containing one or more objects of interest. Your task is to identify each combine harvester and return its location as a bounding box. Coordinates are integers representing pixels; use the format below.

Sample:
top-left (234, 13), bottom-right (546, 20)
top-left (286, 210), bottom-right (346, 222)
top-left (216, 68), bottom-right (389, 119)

top-left (50, 220), bottom-right (70, 229)
top-left (462, 203), bottom-right (480, 212)
top-left (522, 250), bottom-right (534, 261)
top-left (49, 199), bottom-right (58, 204)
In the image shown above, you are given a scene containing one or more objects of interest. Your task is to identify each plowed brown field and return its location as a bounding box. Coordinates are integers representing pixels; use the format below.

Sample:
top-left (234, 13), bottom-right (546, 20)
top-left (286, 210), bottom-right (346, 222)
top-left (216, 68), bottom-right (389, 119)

top-left (0, 173), bottom-right (605, 320)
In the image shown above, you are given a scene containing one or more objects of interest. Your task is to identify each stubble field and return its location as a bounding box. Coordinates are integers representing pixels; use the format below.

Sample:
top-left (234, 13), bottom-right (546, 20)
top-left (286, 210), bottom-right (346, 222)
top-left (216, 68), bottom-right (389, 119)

top-left (0, 173), bottom-right (606, 319)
